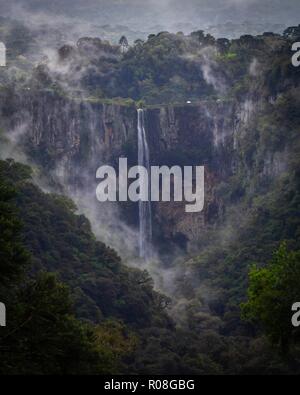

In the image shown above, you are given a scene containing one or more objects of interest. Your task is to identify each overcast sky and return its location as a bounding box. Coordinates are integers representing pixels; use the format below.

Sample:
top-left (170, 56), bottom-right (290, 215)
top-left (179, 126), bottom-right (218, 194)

top-left (0, 0), bottom-right (299, 33)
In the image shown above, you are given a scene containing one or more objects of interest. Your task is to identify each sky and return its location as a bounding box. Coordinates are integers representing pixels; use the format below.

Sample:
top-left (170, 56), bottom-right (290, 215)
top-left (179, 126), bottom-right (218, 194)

top-left (0, 0), bottom-right (299, 33)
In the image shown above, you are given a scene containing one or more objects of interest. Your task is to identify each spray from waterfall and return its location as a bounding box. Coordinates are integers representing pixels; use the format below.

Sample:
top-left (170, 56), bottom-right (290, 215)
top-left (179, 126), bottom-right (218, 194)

top-left (137, 109), bottom-right (152, 260)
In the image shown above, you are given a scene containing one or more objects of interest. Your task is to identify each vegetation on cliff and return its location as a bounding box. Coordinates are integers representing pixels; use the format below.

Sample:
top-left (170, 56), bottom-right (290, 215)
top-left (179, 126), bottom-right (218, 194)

top-left (16, 24), bottom-right (299, 106)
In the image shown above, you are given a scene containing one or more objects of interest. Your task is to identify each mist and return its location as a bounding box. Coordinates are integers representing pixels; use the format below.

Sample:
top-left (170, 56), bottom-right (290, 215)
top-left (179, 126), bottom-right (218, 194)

top-left (1, 0), bottom-right (300, 42)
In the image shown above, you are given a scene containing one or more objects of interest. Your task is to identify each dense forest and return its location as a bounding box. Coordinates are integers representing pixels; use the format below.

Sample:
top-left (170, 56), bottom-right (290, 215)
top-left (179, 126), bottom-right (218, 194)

top-left (1, 158), bottom-right (299, 374)
top-left (7, 23), bottom-right (298, 105)
top-left (0, 12), bottom-right (300, 375)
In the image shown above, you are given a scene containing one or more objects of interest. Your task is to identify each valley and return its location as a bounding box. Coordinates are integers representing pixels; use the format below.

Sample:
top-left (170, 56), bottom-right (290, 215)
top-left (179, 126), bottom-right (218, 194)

top-left (0, 11), bottom-right (299, 374)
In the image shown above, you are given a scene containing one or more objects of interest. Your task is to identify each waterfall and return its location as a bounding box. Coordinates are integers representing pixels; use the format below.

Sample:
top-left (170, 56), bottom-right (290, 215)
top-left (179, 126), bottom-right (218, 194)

top-left (137, 109), bottom-right (152, 260)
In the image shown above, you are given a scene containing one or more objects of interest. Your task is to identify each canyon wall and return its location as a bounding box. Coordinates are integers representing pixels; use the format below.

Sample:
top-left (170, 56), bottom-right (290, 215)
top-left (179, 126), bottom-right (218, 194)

top-left (0, 89), bottom-right (259, 253)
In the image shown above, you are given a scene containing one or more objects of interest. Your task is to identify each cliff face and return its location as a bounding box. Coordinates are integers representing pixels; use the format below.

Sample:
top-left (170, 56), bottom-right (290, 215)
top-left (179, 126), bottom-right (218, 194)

top-left (1, 90), bottom-right (136, 184)
top-left (144, 101), bottom-right (249, 247)
top-left (0, 90), bottom-right (261, 251)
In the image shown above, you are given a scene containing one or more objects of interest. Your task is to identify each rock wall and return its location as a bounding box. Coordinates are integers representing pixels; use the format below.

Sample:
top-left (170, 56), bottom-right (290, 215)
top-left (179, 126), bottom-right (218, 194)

top-left (0, 90), bottom-right (257, 251)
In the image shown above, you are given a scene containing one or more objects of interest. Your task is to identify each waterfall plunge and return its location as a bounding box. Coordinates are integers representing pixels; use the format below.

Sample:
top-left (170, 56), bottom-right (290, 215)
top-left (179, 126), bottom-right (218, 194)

top-left (137, 109), bottom-right (152, 260)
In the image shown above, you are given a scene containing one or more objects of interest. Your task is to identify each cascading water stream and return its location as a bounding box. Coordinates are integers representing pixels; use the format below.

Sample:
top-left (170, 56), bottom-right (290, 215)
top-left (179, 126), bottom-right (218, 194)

top-left (137, 109), bottom-right (152, 260)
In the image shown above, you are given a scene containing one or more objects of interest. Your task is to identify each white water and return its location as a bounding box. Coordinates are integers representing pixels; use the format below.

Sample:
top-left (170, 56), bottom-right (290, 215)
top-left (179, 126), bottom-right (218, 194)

top-left (137, 109), bottom-right (152, 260)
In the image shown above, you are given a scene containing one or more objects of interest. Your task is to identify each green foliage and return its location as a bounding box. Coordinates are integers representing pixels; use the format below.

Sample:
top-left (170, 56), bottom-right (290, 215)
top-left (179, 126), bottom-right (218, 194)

top-left (93, 320), bottom-right (138, 374)
top-left (0, 162), bottom-right (113, 374)
top-left (242, 243), bottom-right (300, 353)
top-left (0, 159), bottom-right (175, 374)
top-left (1, 273), bottom-right (102, 375)
top-left (0, 161), bottom-right (31, 292)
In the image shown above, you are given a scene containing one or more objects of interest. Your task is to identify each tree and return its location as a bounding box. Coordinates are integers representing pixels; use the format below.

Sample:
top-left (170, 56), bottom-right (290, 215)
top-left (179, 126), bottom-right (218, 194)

top-left (283, 25), bottom-right (300, 39)
top-left (0, 273), bottom-right (103, 375)
top-left (216, 38), bottom-right (230, 53)
top-left (0, 161), bottom-right (31, 294)
top-left (241, 243), bottom-right (300, 354)
top-left (0, 159), bottom-right (131, 374)
top-left (134, 39), bottom-right (144, 50)
top-left (119, 36), bottom-right (129, 53)
top-left (191, 30), bottom-right (205, 42)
